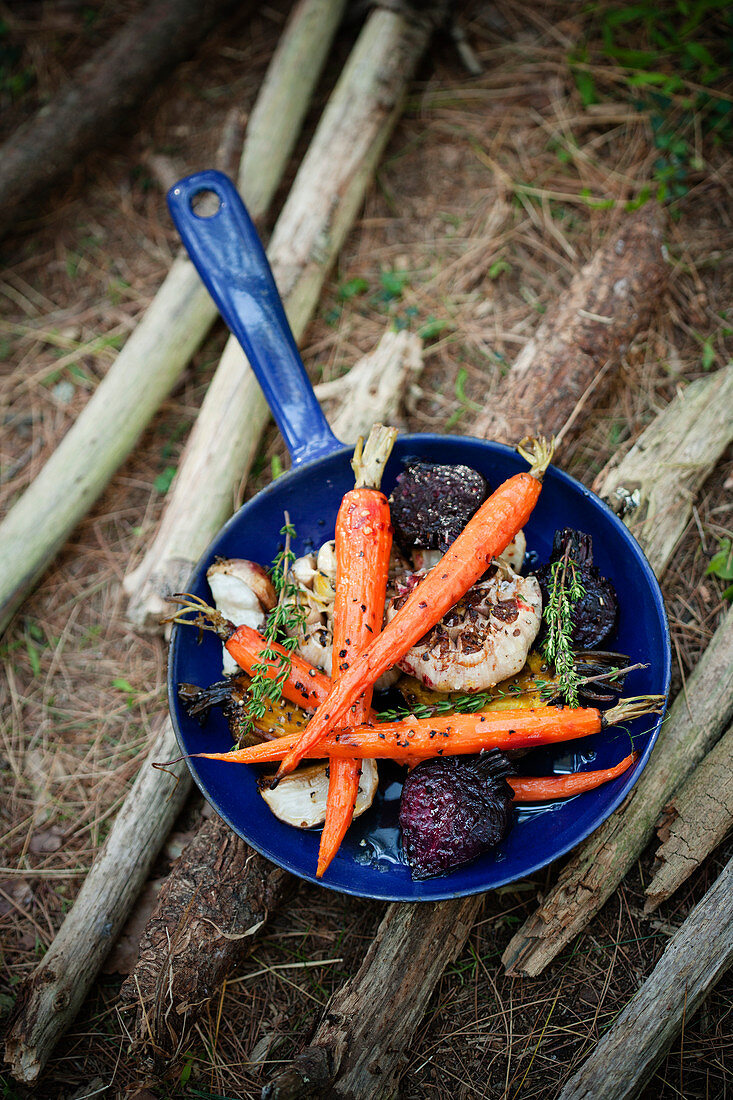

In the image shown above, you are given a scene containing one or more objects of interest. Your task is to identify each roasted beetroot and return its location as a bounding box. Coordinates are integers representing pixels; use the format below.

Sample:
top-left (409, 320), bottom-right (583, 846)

top-left (535, 528), bottom-right (618, 648)
top-left (399, 751), bottom-right (514, 879)
top-left (389, 461), bottom-right (489, 554)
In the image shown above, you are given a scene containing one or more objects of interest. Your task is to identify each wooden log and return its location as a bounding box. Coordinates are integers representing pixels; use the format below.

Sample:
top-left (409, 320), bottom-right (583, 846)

top-left (262, 899), bottom-right (480, 1100)
top-left (502, 602), bottom-right (733, 977)
top-left (0, 0), bottom-right (344, 639)
top-left (3, 717), bottom-right (188, 1084)
top-left (644, 722), bottom-right (733, 914)
top-left (121, 326), bottom-right (424, 1068)
top-left (119, 815), bottom-right (294, 1075)
top-left (124, 3), bottom-right (437, 631)
top-left (261, 207), bottom-right (672, 1099)
top-left (558, 856), bottom-right (733, 1100)
top-left (0, 0), bottom-right (242, 238)
top-left (595, 364), bottom-right (733, 578)
top-left (472, 207), bottom-right (667, 446)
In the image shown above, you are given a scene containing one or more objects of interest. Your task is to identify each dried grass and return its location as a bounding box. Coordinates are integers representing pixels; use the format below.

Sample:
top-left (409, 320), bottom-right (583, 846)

top-left (1, 0), bottom-right (732, 1097)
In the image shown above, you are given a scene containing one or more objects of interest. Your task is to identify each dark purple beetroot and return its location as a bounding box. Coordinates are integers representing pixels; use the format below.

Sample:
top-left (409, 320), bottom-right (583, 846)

top-left (535, 528), bottom-right (618, 648)
top-left (399, 752), bottom-right (514, 879)
top-left (389, 462), bottom-right (488, 554)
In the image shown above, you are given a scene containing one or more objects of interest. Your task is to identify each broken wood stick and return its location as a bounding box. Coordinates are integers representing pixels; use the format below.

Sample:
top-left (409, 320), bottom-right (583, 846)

top-left (558, 855), bottom-right (733, 1100)
top-left (473, 206), bottom-right (667, 446)
top-left (261, 207), bottom-right (672, 1099)
top-left (124, 2), bottom-right (438, 631)
top-left (644, 721), bottom-right (733, 914)
top-left (3, 716), bottom-right (189, 1084)
top-left (120, 326), bottom-right (424, 1069)
top-left (0, 0), bottom-right (244, 238)
top-left (119, 814), bottom-right (294, 1074)
top-left (595, 364), bottom-right (733, 578)
top-left (501, 601), bottom-right (733, 977)
top-left (262, 899), bottom-right (479, 1100)
top-left (315, 329), bottom-right (424, 442)
top-left (0, 0), bottom-right (345, 639)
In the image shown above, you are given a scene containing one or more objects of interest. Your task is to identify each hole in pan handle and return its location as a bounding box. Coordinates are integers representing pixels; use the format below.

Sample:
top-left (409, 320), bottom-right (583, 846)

top-left (167, 169), bottom-right (342, 468)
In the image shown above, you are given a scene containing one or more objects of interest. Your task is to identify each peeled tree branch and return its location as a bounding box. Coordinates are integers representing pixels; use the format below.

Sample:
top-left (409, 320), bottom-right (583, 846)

top-left (121, 334), bottom-right (426, 1072)
top-left (123, 1), bottom-right (434, 631)
top-left (0, 0), bottom-right (347, 639)
top-left (117, 9), bottom-right (444, 1064)
top-left (595, 364), bottom-right (733, 578)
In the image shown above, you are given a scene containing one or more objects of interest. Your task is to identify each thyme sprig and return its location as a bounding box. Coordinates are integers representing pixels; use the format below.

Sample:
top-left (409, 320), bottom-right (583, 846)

top-left (542, 548), bottom-right (586, 706)
top-left (375, 661), bottom-right (640, 722)
top-left (376, 682), bottom-right (532, 723)
top-left (243, 514), bottom-right (306, 730)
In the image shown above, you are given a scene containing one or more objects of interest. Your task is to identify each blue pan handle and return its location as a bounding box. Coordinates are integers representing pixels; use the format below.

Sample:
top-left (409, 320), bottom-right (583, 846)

top-left (167, 169), bottom-right (341, 468)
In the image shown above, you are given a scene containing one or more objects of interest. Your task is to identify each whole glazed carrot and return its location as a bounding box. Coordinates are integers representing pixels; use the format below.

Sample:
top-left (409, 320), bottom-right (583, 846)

top-left (274, 437), bottom-right (556, 781)
top-left (317, 424), bottom-right (396, 878)
top-left (195, 696), bottom-right (665, 765)
top-left (507, 751), bottom-right (639, 801)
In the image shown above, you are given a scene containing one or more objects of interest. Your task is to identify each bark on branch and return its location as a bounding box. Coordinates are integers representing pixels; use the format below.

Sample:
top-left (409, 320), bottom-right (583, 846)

top-left (473, 207), bottom-right (667, 446)
top-left (644, 721), bottom-right (733, 914)
top-left (120, 815), bottom-right (294, 1073)
top-left (262, 898), bottom-right (483, 1100)
top-left (558, 856), bottom-right (733, 1100)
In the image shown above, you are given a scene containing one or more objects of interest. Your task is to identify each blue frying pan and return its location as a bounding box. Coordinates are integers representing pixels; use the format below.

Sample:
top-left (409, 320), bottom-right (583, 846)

top-left (166, 170), bottom-right (670, 901)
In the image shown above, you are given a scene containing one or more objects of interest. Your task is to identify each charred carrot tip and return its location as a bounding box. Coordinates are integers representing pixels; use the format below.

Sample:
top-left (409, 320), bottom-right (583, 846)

top-left (508, 750), bottom-right (639, 802)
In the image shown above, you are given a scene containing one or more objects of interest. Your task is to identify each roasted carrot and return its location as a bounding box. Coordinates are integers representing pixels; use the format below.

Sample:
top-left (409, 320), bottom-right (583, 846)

top-left (274, 438), bottom-right (556, 781)
top-left (317, 425), bottom-right (396, 878)
top-left (166, 595), bottom-right (332, 711)
top-left (508, 752), bottom-right (639, 801)
top-left (195, 696), bottom-right (665, 765)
